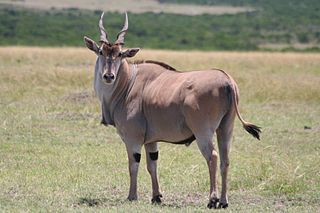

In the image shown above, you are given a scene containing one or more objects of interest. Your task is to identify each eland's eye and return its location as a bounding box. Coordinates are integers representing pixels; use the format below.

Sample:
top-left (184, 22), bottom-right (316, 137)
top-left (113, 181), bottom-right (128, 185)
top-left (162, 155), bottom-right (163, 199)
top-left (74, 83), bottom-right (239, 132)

top-left (99, 50), bottom-right (103, 55)
top-left (118, 52), bottom-right (123, 57)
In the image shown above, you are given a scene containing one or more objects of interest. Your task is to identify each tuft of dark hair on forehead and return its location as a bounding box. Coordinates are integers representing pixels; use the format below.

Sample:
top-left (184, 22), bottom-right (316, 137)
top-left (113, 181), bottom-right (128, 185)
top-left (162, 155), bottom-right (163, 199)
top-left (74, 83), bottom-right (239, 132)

top-left (102, 43), bottom-right (119, 50)
top-left (101, 43), bottom-right (121, 56)
top-left (132, 60), bottom-right (177, 71)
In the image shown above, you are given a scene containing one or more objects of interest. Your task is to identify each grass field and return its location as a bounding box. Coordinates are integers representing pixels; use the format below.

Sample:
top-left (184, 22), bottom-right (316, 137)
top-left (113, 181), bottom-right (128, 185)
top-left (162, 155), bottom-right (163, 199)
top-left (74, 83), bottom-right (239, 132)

top-left (0, 47), bottom-right (319, 212)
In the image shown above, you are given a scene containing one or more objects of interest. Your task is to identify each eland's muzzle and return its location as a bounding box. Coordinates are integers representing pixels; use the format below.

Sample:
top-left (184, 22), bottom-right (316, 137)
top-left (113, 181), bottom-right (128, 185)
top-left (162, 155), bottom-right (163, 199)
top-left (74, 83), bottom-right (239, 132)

top-left (103, 73), bottom-right (115, 83)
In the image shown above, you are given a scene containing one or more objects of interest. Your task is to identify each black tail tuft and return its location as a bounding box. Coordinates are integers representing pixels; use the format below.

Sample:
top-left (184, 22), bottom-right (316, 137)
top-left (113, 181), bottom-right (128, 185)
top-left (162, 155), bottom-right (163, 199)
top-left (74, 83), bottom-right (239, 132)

top-left (243, 123), bottom-right (261, 140)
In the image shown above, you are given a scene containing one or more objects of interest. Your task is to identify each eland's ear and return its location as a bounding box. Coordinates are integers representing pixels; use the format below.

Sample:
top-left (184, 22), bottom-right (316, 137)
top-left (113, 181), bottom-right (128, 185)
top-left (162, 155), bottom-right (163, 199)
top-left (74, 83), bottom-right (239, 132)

top-left (122, 48), bottom-right (140, 58)
top-left (84, 36), bottom-right (99, 54)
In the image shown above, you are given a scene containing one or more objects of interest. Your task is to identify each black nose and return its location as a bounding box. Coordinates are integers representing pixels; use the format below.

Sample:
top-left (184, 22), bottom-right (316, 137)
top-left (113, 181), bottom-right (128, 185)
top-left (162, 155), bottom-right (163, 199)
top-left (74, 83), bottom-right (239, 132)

top-left (103, 73), bottom-right (115, 82)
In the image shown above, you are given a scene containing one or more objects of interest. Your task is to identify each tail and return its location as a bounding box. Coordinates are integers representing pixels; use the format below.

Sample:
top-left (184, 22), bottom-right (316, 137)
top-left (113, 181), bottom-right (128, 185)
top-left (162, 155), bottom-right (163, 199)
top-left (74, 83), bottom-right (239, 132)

top-left (242, 122), bottom-right (261, 140)
top-left (232, 85), bottom-right (261, 140)
top-left (216, 69), bottom-right (261, 140)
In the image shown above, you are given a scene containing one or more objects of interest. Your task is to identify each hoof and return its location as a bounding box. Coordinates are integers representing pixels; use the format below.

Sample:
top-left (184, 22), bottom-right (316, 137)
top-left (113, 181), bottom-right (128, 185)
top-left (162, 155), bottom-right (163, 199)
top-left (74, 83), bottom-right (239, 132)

top-left (151, 194), bottom-right (163, 204)
top-left (218, 203), bottom-right (229, 209)
top-left (127, 196), bottom-right (137, 201)
top-left (207, 198), bottom-right (219, 209)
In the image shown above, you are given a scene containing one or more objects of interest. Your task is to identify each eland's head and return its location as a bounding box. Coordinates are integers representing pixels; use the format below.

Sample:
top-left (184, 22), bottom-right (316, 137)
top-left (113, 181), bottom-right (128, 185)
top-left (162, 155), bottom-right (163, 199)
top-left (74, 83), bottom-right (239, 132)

top-left (84, 12), bottom-right (140, 84)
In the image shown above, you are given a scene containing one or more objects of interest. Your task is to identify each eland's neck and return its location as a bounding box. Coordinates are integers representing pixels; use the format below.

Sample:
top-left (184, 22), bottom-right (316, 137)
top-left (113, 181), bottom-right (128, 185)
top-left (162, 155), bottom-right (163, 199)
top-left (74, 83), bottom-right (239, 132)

top-left (96, 60), bottom-right (136, 124)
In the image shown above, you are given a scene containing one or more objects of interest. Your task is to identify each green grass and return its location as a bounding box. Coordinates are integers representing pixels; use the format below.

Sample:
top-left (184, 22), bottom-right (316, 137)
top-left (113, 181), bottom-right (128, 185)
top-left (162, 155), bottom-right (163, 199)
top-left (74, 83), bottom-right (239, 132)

top-left (0, 0), bottom-right (320, 51)
top-left (1, 0), bottom-right (253, 15)
top-left (0, 47), bottom-right (319, 212)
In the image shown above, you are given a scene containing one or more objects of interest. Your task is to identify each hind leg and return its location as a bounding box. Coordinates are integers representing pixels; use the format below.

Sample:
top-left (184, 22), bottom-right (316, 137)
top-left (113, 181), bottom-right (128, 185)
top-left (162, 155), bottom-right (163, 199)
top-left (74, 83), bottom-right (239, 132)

top-left (195, 132), bottom-right (220, 209)
top-left (216, 111), bottom-right (235, 208)
top-left (144, 143), bottom-right (162, 203)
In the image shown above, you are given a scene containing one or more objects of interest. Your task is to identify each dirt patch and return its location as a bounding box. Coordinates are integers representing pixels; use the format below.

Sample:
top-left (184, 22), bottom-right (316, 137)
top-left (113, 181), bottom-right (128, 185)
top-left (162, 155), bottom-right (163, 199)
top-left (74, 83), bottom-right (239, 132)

top-left (303, 125), bottom-right (320, 132)
top-left (162, 191), bottom-right (206, 208)
top-left (75, 187), bottom-right (126, 208)
top-left (77, 197), bottom-right (101, 207)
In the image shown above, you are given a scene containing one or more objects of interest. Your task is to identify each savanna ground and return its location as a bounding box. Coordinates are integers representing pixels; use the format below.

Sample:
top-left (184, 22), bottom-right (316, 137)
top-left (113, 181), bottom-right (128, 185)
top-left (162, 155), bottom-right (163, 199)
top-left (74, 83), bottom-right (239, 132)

top-left (0, 47), bottom-right (319, 212)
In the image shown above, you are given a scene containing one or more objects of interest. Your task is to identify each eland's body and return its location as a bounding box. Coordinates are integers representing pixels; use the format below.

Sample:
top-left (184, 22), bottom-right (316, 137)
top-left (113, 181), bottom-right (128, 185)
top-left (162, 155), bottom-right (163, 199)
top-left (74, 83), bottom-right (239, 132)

top-left (84, 13), bottom-right (261, 209)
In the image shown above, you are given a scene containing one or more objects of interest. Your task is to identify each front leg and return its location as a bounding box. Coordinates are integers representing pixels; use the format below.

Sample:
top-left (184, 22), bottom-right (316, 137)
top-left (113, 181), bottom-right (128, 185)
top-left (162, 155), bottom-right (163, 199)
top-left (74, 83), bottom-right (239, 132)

top-left (125, 143), bottom-right (142, 201)
top-left (145, 143), bottom-right (162, 204)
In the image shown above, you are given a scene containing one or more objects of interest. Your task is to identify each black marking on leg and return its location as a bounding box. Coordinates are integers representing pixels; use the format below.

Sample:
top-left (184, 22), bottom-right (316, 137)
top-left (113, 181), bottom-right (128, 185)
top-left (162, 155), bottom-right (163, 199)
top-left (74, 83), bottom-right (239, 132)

top-left (149, 151), bottom-right (159, 161)
top-left (133, 153), bottom-right (141, 163)
top-left (207, 198), bottom-right (219, 209)
top-left (151, 194), bottom-right (162, 204)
